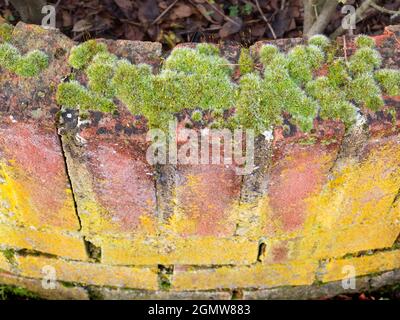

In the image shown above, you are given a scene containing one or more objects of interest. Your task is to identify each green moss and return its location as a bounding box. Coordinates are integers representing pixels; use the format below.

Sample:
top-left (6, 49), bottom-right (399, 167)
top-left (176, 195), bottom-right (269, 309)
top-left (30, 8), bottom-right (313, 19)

top-left (238, 48), bottom-right (254, 75)
top-left (0, 42), bottom-right (20, 69)
top-left (56, 81), bottom-right (115, 113)
top-left (68, 40), bottom-right (108, 70)
top-left (306, 77), bottom-right (356, 127)
top-left (259, 44), bottom-right (279, 66)
top-left (2, 249), bottom-right (15, 265)
top-left (0, 285), bottom-right (41, 300)
top-left (349, 47), bottom-right (382, 75)
top-left (308, 34), bottom-right (331, 51)
top-left (191, 110), bottom-right (203, 122)
top-left (375, 69), bottom-right (400, 96)
top-left (349, 73), bottom-right (384, 111)
top-left (87, 52), bottom-right (118, 98)
top-left (354, 34), bottom-right (376, 48)
top-left (287, 44), bottom-right (325, 85)
top-left (0, 43), bottom-right (48, 77)
top-left (13, 49), bottom-right (49, 77)
top-left (0, 23), bottom-right (13, 42)
top-left (197, 43), bottom-right (220, 56)
top-left (235, 73), bottom-right (282, 134)
top-left (57, 38), bottom-right (397, 134)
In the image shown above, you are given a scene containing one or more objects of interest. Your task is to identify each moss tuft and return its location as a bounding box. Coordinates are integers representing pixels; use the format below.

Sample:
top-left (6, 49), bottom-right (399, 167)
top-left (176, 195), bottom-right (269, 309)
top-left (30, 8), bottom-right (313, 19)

top-left (87, 52), bottom-right (118, 98)
top-left (349, 73), bottom-right (384, 111)
top-left (354, 34), bottom-right (376, 48)
top-left (191, 110), bottom-right (203, 122)
top-left (238, 47), bottom-right (254, 75)
top-left (308, 34), bottom-right (331, 51)
top-left (13, 49), bottom-right (49, 77)
top-left (349, 47), bottom-right (382, 75)
top-left (196, 43), bottom-right (220, 56)
top-left (68, 40), bottom-right (108, 70)
top-left (0, 43), bottom-right (48, 77)
top-left (56, 81), bottom-right (115, 113)
top-left (259, 44), bottom-right (279, 66)
top-left (0, 23), bottom-right (13, 42)
top-left (0, 42), bottom-right (20, 69)
top-left (374, 68), bottom-right (400, 96)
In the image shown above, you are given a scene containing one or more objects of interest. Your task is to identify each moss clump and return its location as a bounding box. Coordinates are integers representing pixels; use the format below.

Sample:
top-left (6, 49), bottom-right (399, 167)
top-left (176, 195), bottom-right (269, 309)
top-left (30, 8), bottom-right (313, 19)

top-left (56, 81), bottom-right (115, 113)
top-left (354, 34), bottom-right (376, 48)
top-left (238, 48), bottom-right (254, 75)
top-left (57, 34), bottom-right (396, 134)
top-left (197, 43), bottom-right (220, 56)
top-left (308, 34), bottom-right (331, 51)
top-left (259, 44), bottom-right (279, 66)
top-left (191, 110), bottom-right (203, 122)
top-left (68, 40), bottom-right (108, 70)
top-left (0, 43), bottom-right (48, 77)
top-left (0, 23), bottom-right (13, 42)
top-left (0, 42), bottom-right (19, 69)
top-left (307, 77), bottom-right (357, 127)
top-left (235, 73), bottom-right (282, 134)
top-left (13, 50), bottom-right (49, 77)
top-left (375, 69), bottom-right (400, 96)
top-left (0, 285), bottom-right (41, 300)
top-left (287, 44), bottom-right (325, 85)
top-left (87, 52), bottom-right (118, 98)
top-left (349, 73), bottom-right (384, 111)
top-left (348, 47), bottom-right (382, 75)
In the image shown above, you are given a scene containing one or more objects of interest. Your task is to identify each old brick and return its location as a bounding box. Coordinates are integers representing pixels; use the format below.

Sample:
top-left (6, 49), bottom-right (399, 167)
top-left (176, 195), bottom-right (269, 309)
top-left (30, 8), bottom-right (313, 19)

top-left (15, 255), bottom-right (159, 290)
top-left (171, 260), bottom-right (318, 291)
top-left (0, 272), bottom-right (89, 300)
top-left (322, 250), bottom-right (400, 283)
top-left (0, 223), bottom-right (88, 261)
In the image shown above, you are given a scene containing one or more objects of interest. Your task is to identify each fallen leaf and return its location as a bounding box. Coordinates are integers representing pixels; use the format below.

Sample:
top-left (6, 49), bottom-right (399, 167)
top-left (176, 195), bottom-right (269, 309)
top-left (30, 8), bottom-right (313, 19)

top-left (72, 19), bottom-right (93, 32)
top-left (114, 0), bottom-right (133, 10)
top-left (219, 17), bottom-right (243, 38)
top-left (138, 0), bottom-right (160, 24)
top-left (170, 4), bottom-right (193, 20)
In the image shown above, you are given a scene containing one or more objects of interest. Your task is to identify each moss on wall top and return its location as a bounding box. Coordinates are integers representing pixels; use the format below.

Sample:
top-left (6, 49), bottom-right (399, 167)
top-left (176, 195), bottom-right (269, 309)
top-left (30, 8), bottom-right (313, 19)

top-left (0, 41), bottom-right (49, 77)
top-left (56, 35), bottom-right (400, 134)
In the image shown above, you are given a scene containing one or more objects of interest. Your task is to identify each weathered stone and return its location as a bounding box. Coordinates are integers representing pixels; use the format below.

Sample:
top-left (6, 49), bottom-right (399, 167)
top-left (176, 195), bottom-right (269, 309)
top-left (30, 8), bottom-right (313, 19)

top-left (88, 286), bottom-right (231, 300)
top-left (0, 272), bottom-right (89, 300)
top-left (171, 260), bottom-right (318, 291)
top-left (0, 22), bottom-right (79, 232)
top-left (15, 255), bottom-right (159, 290)
top-left (0, 223), bottom-right (87, 261)
top-left (321, 250), bottom-right (400, 283)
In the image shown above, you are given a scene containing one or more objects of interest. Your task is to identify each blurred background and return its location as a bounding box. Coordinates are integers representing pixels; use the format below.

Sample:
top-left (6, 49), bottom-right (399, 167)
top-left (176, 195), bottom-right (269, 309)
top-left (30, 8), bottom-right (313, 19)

top-left (0, 0), bottom-right (399, 48)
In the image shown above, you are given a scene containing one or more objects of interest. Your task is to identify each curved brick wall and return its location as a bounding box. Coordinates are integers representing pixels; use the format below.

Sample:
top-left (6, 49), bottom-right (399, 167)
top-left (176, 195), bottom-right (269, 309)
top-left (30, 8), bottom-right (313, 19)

top-left (0, 22), bottom-right (399, 300)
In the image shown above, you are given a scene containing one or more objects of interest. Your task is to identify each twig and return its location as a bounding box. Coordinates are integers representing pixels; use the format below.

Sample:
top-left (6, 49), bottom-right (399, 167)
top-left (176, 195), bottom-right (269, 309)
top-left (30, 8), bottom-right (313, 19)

top-left (369, 2), bottom-right (400, 18)
top-left (306, 0), bottom-right (338, 36)
top-left (343, 35), bottom-right (348, 62)
top-left (254, 0), bottom-right (277, 39)
top-left (152, 0), bottom-right (179, 25)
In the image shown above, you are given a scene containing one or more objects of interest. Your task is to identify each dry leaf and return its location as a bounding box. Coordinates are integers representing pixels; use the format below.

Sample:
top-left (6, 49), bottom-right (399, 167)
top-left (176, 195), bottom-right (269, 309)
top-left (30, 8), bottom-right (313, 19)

top-left (114, 0), bottom-right (133, 10)
top-left (72, 19), bottom-right (93, 32)
top-left (170, 4), bottom-right (193, 20)
top-left (219, 17), bottom-right (243, 38)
